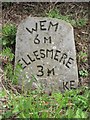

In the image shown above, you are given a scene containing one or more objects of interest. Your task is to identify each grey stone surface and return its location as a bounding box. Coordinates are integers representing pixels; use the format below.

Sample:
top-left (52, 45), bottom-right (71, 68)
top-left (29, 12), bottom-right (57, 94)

top-left (15, 17), bottom-right (78, 92)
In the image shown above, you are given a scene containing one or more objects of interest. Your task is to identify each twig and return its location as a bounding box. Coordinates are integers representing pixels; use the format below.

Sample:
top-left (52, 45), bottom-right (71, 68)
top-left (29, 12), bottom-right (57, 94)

top-left (8, 82), bottom-right (19, 94)
top-left (0, 98), bottom-right (7, 102)
top-left (0, 74), bottom-right (10, 95)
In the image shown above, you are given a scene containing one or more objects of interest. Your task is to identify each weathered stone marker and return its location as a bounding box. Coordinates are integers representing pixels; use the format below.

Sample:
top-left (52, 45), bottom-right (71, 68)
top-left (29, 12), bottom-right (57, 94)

top-left (15, 17), bottom-right (78, 92)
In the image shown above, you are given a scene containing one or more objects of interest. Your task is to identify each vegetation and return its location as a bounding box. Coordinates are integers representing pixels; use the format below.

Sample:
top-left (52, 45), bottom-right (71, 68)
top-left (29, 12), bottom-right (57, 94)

top-left (0, 87), bottom-right (90, 119)
top-left (47, 9), bottom-right (88, 27)
top-left (79, 69), bottom-right (88, 77)
top-left (2, 24), bottom-right (16, 48)
top-left (0, 3), bottom-right (89, 119)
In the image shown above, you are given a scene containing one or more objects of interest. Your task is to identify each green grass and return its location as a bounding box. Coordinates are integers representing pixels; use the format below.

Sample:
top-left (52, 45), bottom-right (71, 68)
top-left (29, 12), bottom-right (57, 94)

top-left (79, 69), bottom-right (88, 77)
top-left (47, 9), bottom-right (88, 27)
top-left (2, 24), bottom-right (16, 48)
top-left (0, 87), bottom-right (90, 119)
top-left (78, 51), bottom-right (88, 63)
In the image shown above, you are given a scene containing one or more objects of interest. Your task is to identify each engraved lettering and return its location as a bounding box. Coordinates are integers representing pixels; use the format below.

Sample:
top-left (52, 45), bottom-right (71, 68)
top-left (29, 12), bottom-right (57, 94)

top-left (40, 49), bottom-right (45, 58)
top-left (70, 80), bottom-right (75, 89)
top-left (18, 59), bottom-right (26, 69)
top-left (66, 57), bottom-right (74, 69)
top-left (27, 54), bottom-right (35, 62)
top-left (22, 58), bottom-right (31, 66)
top-left (54, 50), bottom-right (61, 61)
top-left (46, 49), bottom-right (53, 59)
top-left (26, 23), bottom-right (37, 34)
top-left (33, 50), bottom-right (40, 60)
top-left (44, 36), bottom-right (52, 44)
top-left (37, 65), bottom-right (44, 77)
top-left (40, 20), bottom-right (47, 30)
top-left (48, 21), bottom-right (58, 31)
top-left (47, 68), bottom-right (55, 76)
top-left (59, 53), bottom-right (67, 64)
top-left (34, 34), bottom-right (40, 44)
top-left (63, 81), bottom-right (69, 90)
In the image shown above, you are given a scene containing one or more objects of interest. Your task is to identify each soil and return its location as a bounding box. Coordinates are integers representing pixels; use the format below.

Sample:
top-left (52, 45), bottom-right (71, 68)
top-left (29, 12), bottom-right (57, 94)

top-left (2, 2), bottom-right (89, 86)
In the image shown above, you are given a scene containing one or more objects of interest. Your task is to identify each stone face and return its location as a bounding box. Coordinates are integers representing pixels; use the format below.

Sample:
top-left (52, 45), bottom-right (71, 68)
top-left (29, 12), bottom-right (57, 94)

top-left (15, 17), bottom-right (78, 92)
